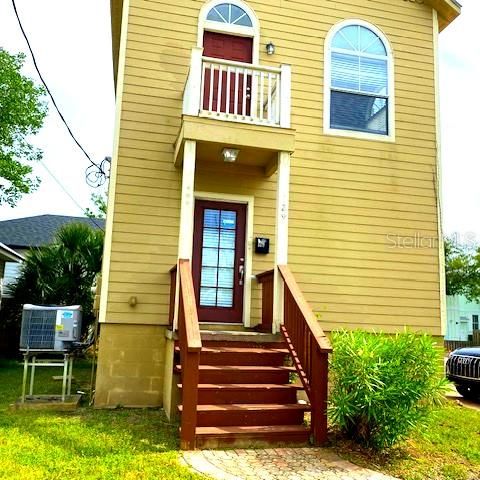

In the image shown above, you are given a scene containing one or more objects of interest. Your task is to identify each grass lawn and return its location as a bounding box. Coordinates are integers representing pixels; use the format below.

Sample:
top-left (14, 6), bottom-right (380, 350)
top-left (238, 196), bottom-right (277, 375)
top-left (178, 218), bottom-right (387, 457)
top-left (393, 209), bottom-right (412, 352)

top-left (0, 358), bottom-right (206, 480)
top-left (1, 359), bottom-right (479, 480)
top-left (331, 401), bottom-right (480, 480)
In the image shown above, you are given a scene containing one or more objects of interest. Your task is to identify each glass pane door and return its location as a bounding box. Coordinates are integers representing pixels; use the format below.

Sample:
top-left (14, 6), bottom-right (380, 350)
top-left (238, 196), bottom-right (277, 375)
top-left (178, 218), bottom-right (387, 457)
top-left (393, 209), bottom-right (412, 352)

top-left (200, 209), bottom-right (237, 308)
top-left (192, 200), bottom-right (247, 323)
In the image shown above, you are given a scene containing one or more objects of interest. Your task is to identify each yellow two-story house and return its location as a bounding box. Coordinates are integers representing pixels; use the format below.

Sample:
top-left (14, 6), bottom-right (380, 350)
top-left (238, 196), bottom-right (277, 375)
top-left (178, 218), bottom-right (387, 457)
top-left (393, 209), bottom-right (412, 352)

top-left (96, 0), bottom-right (460, 448)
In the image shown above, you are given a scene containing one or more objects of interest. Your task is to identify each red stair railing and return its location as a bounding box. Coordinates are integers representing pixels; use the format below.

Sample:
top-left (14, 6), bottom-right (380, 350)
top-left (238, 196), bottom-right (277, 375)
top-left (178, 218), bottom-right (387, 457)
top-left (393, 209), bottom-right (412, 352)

top-left (176, 259), bottom-right (202, 450)
top-left (257, 265), bottom-right (332, 445)
top-left (168, 264), bottom-right (177, 326)
top-left (255, 269), bottom-right (274, 332)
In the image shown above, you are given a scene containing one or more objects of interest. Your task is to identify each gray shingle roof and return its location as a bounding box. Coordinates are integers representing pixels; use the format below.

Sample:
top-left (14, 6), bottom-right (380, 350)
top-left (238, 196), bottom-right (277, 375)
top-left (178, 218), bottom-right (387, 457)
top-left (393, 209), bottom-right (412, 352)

top-left (0, 215), bottom-right (105, 249)
top-left (0, 242), bottom-right (24, 262)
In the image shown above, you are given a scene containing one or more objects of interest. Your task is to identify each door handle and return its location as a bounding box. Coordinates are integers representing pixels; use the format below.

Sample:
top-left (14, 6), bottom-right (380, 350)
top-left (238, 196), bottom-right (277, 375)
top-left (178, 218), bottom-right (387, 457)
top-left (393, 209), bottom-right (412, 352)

top-left (238, 265), bottom-right (245, 286)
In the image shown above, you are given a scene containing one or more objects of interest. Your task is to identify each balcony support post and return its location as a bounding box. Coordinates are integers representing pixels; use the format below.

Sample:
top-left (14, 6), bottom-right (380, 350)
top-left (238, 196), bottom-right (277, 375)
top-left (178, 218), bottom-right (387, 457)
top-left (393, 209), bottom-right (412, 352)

top-left (280, 64), bottom-right (292, 128)
top-left (174, 140), bottom-right (196, 329)
top-left (272, 151), bottom-right (291, 333)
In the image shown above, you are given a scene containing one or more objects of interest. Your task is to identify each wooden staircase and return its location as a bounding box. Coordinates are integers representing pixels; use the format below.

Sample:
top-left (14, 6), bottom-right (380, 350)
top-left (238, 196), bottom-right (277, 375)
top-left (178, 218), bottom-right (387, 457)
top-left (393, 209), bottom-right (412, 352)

top-left (172, 260), bottom-right (332, 450)
top-left (176, 333), bottom-right (311, 448)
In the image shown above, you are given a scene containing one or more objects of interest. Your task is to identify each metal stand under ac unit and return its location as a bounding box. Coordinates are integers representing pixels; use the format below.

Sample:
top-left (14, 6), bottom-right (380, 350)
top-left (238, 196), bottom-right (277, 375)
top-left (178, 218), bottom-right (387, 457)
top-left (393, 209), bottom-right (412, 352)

top-left (21, 351), bottom-right (74, 403)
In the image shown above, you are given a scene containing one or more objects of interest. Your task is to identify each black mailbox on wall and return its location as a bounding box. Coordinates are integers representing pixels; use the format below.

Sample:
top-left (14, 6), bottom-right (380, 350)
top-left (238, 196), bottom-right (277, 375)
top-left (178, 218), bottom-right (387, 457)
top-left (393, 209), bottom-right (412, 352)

top-left (255, 237), bottom-right (270, 254)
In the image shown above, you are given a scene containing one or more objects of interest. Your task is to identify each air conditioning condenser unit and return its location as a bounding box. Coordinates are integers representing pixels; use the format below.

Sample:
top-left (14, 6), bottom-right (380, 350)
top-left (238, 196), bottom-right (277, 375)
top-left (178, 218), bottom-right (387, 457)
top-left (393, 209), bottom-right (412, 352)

top-left (20, 304), bottom-right (82, 352)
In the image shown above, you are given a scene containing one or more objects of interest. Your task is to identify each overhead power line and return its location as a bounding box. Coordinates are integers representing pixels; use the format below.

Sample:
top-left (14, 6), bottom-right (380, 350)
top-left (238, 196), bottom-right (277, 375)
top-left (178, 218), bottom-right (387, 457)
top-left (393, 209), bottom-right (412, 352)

top-left (39, 159), bottom-right (105, 232)
top-left (10, 0), bottom-right (110, 188)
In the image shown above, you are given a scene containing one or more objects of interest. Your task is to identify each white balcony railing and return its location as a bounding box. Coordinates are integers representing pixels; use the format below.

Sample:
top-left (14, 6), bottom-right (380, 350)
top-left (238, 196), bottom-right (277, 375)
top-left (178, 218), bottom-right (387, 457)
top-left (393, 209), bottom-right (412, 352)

top-left (183, 47), bottom-right (291, 128)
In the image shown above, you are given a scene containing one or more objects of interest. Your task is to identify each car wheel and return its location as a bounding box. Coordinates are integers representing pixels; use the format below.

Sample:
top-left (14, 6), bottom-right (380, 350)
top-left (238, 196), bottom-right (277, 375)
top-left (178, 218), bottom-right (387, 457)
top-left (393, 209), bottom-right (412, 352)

top-left (455, 384), bottom-right (480, 400)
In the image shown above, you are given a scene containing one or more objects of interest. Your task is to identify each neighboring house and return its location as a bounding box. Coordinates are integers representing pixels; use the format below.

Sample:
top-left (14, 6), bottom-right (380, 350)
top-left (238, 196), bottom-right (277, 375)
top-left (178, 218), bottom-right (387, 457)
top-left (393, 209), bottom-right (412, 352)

top-left (446, 295), bottom-right (480, 341)
top-left (98, 0), bottom-right (460, 447)
top-left (0, 215), bottom-right (105, 293)
top-left (0, 243), bottom-right (24, 309)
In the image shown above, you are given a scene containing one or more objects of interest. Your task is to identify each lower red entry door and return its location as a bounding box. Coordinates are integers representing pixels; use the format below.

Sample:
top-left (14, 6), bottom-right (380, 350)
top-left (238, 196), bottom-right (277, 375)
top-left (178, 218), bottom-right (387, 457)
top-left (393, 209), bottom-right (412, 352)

top-left (192, 200), bottom-right (247, 323)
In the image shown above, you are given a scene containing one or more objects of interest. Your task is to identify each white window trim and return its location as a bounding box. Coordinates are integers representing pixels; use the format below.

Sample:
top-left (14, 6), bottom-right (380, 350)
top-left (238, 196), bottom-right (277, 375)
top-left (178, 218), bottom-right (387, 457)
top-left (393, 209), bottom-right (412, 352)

top-left (194, 191), bottom-right (254, 328)
top-left (323, 19), bottom-right (395, 143)
top-left (198, 0), bottom-right (260, 65)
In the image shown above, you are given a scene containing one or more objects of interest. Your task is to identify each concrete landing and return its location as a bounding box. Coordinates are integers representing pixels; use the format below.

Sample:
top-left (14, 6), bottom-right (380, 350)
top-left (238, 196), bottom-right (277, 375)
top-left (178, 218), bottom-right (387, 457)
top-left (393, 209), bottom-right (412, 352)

top-left (13, 394), bottom-right (82, 411)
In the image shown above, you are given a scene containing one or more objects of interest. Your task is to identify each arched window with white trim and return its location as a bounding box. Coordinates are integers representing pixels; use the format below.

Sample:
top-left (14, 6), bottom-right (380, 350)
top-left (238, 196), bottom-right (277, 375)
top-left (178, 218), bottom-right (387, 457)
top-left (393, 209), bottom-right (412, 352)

top-left (324, 20), bottom-right (394, 140)
top-left (206, 3), bottom-right (253, 27)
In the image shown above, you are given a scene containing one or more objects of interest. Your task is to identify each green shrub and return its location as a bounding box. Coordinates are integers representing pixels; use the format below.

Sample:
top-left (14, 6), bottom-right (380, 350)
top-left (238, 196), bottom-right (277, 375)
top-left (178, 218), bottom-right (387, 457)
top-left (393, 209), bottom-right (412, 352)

top-left (328, 330), bottom-right (447, 450)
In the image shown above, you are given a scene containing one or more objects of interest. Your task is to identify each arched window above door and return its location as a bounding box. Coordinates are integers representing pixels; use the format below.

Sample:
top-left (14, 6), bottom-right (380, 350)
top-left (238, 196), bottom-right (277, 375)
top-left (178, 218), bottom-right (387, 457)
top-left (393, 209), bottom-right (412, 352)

top-left (198, 0), bottom-right (260, 63)
top-left (206, 3), bottom-right (253, 27)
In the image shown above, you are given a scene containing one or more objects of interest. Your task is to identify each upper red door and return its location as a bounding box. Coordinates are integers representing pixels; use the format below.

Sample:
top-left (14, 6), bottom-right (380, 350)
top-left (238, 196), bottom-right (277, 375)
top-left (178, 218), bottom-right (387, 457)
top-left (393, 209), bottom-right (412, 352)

top-left (203, 31), bottom-right (253, 115)
top-left (203, 31), bottom-right (253, 63)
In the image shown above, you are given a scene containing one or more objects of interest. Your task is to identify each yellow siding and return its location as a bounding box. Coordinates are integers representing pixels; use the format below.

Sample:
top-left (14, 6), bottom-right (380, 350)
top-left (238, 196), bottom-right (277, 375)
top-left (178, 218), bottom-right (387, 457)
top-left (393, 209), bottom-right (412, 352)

top-left (104, 0), bottom-right (441, 335)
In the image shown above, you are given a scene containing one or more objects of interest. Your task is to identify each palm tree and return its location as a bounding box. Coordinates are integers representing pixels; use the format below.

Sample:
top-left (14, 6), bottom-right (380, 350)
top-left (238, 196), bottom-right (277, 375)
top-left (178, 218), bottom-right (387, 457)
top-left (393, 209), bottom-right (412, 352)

top-left (7, 223), bottom-right (104, 336)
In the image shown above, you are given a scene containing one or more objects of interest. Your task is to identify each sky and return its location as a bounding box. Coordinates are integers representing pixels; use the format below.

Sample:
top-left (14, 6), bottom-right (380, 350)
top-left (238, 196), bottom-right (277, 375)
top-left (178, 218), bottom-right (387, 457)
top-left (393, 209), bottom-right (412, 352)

top-left (0, 0), bottom-right (479, 240)
top-left (438, 0), bottom-right (480, 242)
top-left (0, 0), bottom-right (115, 220)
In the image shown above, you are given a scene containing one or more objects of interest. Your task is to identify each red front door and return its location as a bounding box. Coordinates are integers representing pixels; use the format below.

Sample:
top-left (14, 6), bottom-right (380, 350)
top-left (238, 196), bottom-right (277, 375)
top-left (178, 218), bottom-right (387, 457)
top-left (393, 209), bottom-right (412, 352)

top-left (192, 200), bottom-right (247, 323)
top-left (203, 31), bottom-right (253, 115)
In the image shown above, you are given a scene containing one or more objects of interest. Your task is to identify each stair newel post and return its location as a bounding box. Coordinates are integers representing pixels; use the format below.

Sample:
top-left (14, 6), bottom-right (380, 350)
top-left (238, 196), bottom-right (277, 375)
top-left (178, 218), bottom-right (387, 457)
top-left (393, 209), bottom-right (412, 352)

top-left (256, 270), bottom-right (274, 332)
top-left (310, 346), bottom-right (329, 445)
top-left (178, 259), bottom-right (202, 450)
top-left (180, 347), bottom-right (200, 449)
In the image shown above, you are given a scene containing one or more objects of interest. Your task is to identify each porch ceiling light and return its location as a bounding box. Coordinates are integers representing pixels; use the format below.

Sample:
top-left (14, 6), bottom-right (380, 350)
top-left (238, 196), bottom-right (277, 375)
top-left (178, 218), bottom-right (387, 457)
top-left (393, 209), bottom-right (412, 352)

top-left (222, 148), bottom-right (240, 163)
top-left (266, 41), bottom-right (275, 55)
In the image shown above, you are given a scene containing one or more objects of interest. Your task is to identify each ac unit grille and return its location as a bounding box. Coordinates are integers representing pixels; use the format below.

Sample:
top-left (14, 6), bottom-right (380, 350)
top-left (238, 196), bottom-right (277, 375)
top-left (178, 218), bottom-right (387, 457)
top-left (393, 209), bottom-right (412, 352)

top-left (20, 310), bottom-right (56, 349)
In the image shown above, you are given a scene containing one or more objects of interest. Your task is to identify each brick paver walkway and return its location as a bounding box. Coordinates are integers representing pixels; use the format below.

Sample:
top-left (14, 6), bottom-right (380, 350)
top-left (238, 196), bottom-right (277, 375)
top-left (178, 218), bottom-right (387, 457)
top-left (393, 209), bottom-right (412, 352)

top-left (182, 447), bottom-right (399, 480)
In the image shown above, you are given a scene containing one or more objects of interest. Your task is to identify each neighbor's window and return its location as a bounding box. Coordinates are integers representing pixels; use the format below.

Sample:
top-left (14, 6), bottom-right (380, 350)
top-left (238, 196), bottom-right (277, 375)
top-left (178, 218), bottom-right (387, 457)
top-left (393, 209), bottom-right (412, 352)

top-left (327, 22), bottom-right (392, 137)
top-left (473, 314), bottom-right (479, 331)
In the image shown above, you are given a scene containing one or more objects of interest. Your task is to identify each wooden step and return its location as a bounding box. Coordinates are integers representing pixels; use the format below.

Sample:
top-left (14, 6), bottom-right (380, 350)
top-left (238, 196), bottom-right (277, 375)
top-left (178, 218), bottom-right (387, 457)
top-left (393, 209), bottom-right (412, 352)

top-left (200, 330), bottom-right (283, 345)
top-left (201, 340), bottom-right (286, 348)
top-left (175, 365), bottom-right (294, 384)
top-left (174, 346), bottom-right (289, 366)
top-left (179, 403), bottom-right (310, 427)
top-left (199, 323), bottom-right (248, 332)
top-left (178, 383), bottom-right (302, 404)
top-left (175, 346), bottom-right (289, 366)
top-left (193, 424), bottom-right (311, 449)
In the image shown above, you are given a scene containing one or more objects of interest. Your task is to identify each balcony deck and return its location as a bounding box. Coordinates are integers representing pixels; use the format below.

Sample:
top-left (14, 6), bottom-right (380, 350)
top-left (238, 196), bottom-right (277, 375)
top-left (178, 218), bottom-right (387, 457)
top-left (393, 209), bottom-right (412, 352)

top-left (174, 115), bottom-right (295, 176)
top-left (174, 48), bottom-right (295, 176)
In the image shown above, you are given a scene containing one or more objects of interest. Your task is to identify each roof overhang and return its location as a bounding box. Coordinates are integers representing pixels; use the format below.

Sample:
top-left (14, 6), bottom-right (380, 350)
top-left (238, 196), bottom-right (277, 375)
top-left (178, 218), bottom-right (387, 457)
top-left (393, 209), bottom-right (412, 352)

top-left (111, 0), bottom-right (124, 92)
top-left (425, 0), bottom-right (461, 31)
top-left (0, 243), bottom-right (24, 263)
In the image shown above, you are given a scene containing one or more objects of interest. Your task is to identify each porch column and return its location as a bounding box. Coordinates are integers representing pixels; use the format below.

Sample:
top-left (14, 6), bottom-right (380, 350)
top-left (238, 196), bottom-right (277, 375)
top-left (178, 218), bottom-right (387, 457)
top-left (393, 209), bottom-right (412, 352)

top-left (178, 140), bottom-right (197, 260)
top-left (174, 140), bottom-right (196, 329)
top-left (272, 151), bottom-right (291, 333)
